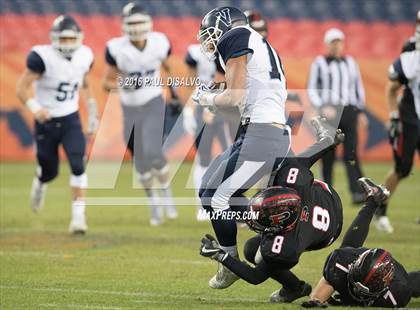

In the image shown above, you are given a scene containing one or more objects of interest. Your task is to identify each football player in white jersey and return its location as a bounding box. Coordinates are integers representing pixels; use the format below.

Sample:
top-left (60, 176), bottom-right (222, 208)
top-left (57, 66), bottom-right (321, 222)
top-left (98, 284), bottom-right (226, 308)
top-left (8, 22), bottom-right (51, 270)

top-left (194, 7), bottom-right (291, 289)
top-left (376, 11), bottom-right (420, 231)
top-left (16, 15), bottom-right (98, 234)
top-left (102, 2), bottom-right (177, 226)
top-left (183, 44), bottom-right (233, 221)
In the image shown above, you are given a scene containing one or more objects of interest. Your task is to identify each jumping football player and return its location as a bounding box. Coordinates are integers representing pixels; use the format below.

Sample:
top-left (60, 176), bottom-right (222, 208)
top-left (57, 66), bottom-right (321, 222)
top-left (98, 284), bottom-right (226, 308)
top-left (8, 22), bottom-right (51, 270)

top-left (183, 44), bottom-right (232, 221)
top-left (102, 2), bottom-right (177, 226)
top-left (194, 6), bottom-right (290, 288)
top-left (16, 15), bottom-right (98, 234)
top-left (376, 10), bottom-right (420, 233)
top-left (200, 118), bottom-right (345, 302)
top-left (301, 180), bottom-right (420, 308)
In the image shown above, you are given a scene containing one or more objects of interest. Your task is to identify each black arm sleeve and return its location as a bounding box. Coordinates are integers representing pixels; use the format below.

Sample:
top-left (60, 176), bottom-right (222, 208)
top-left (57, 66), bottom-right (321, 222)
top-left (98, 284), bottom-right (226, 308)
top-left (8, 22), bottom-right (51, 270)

top-left (297, 136), bottom-right (336, 168)
top-left (340, 197), bottom-right (377, 248)
top-left (222, 255), bottom-right (270, 285)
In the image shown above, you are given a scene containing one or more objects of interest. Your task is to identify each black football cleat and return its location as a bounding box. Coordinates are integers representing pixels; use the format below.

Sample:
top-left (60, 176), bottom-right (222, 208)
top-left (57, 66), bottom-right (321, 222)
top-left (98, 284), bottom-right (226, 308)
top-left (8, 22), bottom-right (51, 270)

top-left (357, 177), bottom-right (390, 205)
top-left (270, 282), bottom-right (312, 303)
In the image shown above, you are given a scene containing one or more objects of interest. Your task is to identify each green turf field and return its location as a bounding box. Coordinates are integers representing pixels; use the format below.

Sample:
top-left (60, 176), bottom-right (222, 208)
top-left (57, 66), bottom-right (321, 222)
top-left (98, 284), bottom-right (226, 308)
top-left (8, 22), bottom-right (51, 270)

top-left (0, 162), bottom-right (419, 309)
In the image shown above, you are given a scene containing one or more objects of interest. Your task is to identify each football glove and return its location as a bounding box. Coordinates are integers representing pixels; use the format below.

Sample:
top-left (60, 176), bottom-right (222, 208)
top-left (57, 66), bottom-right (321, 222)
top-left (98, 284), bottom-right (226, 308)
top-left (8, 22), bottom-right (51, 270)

top-left (87, 98), bottom-right (99, 135)
top-left (192, 83), bottom-right (218, 108)
top-left (301, 300), bottom-right (328, 308)
top-left (200, 234), bottom-right (228, 262)
top-left (388, 116), bottom-right (401, 147)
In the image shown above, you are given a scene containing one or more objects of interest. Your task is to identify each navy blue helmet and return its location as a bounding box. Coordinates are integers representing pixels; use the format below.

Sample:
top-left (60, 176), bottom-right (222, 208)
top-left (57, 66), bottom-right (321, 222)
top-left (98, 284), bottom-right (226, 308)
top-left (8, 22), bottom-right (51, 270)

top-left (50, 15), bottom-right (83, 57)
top-left (122, 2), bottom-right (152, 41)
top-left (198, 6), bottom-right (247, 59)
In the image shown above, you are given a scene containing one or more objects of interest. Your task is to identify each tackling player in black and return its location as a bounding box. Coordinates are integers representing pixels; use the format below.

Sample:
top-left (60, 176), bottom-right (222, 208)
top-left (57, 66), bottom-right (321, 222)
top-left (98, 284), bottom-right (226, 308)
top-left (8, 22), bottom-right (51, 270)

top-left (200, 118), bottom-right (345, 302)
top-left (301, 179), bottom-right (420, 308)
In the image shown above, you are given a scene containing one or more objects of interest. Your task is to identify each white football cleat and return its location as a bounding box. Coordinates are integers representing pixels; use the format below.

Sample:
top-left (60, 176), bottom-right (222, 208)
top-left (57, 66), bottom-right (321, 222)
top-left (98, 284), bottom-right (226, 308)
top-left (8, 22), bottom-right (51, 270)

top-left (150, 206), bottom-right (164, 226)
top-left (375, 216), bottom-right (394, 233)
top-left (69, 217), bottom-right (88, 235)
top-left (30, 177), bottom-right (47, 213)
top-left (209, 264), bottom-right (239, 289)
top-left (165, 205), bottom-right (178, 220)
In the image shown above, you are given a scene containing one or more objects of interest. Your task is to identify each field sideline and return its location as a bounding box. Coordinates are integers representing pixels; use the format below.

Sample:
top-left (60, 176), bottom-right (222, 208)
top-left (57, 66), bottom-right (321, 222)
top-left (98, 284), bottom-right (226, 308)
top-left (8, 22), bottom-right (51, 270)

top-left (0, 162), bottom-right (419, 309)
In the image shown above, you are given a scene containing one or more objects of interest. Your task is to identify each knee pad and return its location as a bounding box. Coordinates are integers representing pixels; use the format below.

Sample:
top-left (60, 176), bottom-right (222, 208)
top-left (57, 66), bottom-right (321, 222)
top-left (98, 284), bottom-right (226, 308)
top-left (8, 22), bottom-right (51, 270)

top-left (154, 164), bottom-right (170, 176)
top-left (138, 171), bottom-right (153, 185)
top-left (37, 164), bottom-right (58, 183)
top-left (211, 190), bottom-right (230, 211)
top-left (70, 173), bottom-right (88, 189)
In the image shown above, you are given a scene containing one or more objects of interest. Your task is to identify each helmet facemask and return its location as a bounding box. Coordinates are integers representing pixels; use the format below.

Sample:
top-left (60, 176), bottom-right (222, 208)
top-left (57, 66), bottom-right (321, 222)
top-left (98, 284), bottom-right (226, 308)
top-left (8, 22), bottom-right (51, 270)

top-left (197, 16), bottom-right (223, 61)
top-left (123, 13), bottom-right (152, 41)
top-left (50, 29), bottom-right (83, 58)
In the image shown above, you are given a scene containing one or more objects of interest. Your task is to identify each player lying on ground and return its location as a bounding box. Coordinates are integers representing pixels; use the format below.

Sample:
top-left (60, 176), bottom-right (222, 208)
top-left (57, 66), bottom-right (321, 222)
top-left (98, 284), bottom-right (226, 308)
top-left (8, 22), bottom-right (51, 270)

top-left (16, 15), bottom-right (98, 234)
top-left (200, 118), bottom-right (347, 302)
top-left (301, 180), bottom-right (420, 308)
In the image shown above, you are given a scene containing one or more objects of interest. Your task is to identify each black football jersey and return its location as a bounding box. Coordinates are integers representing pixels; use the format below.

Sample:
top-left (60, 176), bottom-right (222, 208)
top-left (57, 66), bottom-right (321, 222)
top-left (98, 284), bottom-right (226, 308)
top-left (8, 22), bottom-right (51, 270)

top-left (261, 159), bottom-right (343, 268)
top-left (323, 247), bottom-right (412, 307)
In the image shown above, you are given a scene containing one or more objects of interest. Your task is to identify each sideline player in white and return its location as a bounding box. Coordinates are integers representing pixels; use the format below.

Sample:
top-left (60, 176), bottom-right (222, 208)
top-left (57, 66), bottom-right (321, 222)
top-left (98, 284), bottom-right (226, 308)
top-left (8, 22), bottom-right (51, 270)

top-left (194, 7), bottom-right (291, 289)
top-left (183, 44), bottom-right (232, 221)
top-left (102, 2), bottom-right (177, 226)
top-left (16, 15), bottom-right (98, 234)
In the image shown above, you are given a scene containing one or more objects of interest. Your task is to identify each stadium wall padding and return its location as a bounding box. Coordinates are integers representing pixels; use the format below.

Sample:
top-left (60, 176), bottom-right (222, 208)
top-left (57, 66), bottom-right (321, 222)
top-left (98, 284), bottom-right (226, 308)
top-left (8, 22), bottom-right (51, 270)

top-left (0, 14), bottom-right (416, 161)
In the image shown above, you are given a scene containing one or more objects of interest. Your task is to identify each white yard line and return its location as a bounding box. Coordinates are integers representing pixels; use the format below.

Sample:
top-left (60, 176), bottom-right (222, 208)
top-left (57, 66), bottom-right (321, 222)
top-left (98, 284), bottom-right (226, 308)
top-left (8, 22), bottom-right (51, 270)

top-left (39, 303), bottom-right (124, 310)
top-left (0, 285), bottom-right (262, 303)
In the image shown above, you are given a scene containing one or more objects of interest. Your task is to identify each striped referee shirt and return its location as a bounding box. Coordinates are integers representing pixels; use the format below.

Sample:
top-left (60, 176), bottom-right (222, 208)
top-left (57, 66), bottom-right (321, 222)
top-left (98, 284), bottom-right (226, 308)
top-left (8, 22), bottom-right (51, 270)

top-left (307, 55), bottom-right (365, 109)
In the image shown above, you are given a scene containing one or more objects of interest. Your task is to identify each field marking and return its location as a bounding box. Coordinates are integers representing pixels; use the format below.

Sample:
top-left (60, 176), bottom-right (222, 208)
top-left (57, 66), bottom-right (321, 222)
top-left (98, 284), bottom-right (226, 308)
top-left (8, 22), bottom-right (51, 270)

top-left (39, 303), bottom-right (123, 310)
top-left (0, 285), bottom-right (263, 304)
top-left (0, 250), bottom-right (209, 265)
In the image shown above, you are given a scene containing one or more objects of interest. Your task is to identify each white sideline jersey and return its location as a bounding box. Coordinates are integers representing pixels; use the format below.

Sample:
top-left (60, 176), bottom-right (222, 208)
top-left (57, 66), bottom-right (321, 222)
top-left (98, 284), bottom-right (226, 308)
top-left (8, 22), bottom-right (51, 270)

top-left (399, 50), bottom-right (420, 117)
top-left (186, 44), bottom-right (216, 83)
top-left (30, 45), bottom-right (93, 117)
top-left (106, 32), bottom-right (171, 106)
top-left (217, 25), bottom-right (287, 124)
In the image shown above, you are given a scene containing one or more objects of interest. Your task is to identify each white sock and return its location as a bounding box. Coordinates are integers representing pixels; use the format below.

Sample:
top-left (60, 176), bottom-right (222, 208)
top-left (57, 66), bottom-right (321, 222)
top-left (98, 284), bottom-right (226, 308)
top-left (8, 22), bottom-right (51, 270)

top-left (221, 245), bottom-right (238, 258)
top-left (193, 163), bottom-right (207, 208)
top-left (144, 188), bottom-right (159, 207)
top-left (72, 199), bottom-right (86, 220)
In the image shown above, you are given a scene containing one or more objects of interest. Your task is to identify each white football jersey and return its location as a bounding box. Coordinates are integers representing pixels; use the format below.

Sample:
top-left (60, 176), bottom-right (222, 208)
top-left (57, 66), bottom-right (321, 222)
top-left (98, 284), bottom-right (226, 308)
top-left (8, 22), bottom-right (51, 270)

top-left (186, 44), bottom-right (216, 83)
top-left (217, 25), bottom-right (287, 124)
top-left (106, 32), bottom-right (171, 106)
top-left (400, 50), bottom-right (420, 118)
top-left (31, 45), bottom-right (93, 117)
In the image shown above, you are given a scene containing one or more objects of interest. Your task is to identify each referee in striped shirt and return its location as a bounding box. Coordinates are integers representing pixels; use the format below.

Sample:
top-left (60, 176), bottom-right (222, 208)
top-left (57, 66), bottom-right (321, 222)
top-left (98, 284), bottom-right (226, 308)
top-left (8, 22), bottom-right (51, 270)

top-left (307, 28), bottom-right (367, 204)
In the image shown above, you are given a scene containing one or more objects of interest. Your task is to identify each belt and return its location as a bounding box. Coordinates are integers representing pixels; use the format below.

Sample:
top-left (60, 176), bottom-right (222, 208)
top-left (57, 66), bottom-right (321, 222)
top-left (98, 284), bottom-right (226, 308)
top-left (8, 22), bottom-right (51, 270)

top-left (240, 117), bottom-right (287, 130)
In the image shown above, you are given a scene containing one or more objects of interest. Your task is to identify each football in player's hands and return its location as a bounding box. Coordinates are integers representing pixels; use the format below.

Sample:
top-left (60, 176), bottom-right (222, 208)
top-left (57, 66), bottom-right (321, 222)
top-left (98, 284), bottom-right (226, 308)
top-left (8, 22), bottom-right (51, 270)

top-left (200, 234), bottom-right (227, 262)
top-left (301, 299), bottom-right (328, 308)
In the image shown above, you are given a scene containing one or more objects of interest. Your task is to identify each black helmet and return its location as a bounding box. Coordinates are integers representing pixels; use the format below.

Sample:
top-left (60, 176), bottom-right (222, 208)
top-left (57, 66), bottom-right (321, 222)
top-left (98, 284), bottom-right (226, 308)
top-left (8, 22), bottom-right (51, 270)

top-left (244, 10), bottom-right (268, 38)
top-left (197, 6), bottom-right (247, 59)
top-left (50, 15), bottom-right (83, 57)
top-left (122, 2), bottom-right (152, 41)
top-left (348, 248), bottom-right (395, 305)
top-left (247, 186), bottom-right (301, 235)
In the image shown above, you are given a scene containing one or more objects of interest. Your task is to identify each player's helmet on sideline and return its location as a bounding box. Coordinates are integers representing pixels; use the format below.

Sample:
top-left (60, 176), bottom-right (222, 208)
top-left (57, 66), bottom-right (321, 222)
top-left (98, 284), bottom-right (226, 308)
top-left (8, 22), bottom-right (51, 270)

top-left (415, 10), bottom-right (420, 50)
top-left (198, 6), bottom-right (248, 60)
top-left (50, 15), bottom-right (83, 57)
top-left (247, 186), bottom-right (302, 235)
top-left (347, 248), bottom-right (395, 305)
top-left (122, 2), bottom-right (152, 41)
top-left (244, 10), bottom-right (268, 38)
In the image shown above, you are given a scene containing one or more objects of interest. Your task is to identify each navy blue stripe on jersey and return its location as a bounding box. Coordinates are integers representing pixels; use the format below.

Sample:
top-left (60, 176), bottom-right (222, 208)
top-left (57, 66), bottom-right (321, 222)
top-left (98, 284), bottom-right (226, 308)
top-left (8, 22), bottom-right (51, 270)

top-left (391, 58), bottom-right (408, 85)
top-left (26, 51), bottom-right (45, 74)
top-left (401, 37), bottom-right (416, 53)
top-left (105, 46), bottom-right (117, 66)
top-left (167, 45), bottom-right (172, 57)
top-left (185, 51), bottom-right (197, 67)
top-left (217, 27), bottom-right (253, 64)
